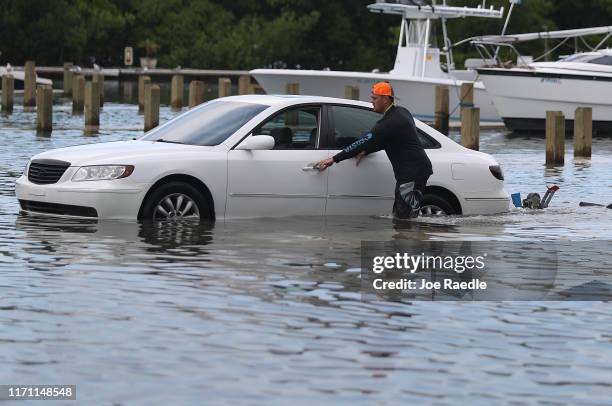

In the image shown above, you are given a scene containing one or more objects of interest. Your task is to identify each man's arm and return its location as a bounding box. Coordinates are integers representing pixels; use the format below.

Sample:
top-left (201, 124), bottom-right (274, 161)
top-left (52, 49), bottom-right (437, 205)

top-left (314, 127), bottom-right (388, 171)
top-left (333, 129), bottom-right (387, 163)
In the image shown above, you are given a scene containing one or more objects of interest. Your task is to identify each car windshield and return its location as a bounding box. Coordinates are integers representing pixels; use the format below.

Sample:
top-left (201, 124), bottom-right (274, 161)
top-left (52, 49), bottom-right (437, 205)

top-left (141, 100), bottom-right (268, 146)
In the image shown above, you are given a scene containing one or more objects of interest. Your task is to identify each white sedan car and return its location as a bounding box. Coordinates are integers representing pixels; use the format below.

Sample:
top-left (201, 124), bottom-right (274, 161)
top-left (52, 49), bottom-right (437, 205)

top-left (16, 95), bottom-right (509, 220)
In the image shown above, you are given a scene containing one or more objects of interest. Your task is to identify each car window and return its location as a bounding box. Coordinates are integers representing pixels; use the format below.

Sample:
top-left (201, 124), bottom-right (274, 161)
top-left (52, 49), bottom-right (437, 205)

top-left (331, 106), bottom-right (381, 148)
top-left (416, 129), bottom-right (441, 149)
top-left (331, 105), bottom-right (440, 149)
top-left (141, 100), bottom-right (268, 146)
top-left (253, 106), bottom-right (320, 150)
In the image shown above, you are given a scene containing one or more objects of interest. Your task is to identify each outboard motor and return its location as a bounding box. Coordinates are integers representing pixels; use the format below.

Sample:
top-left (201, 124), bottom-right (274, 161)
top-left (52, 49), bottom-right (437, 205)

top-left (521, 185), bottom-right (559, 209)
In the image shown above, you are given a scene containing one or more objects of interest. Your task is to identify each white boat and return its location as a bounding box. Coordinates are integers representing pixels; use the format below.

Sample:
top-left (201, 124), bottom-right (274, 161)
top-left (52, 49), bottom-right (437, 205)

top-left (472, 26), bottom-right (612, 133)
top-left (251, 0), bottom-right (505, 122)
top-left (0, 65), bottom-right (53, 89)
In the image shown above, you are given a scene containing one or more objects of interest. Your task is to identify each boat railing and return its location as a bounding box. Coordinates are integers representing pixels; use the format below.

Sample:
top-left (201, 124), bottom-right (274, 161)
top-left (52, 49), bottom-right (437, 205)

top-left (471, 40), bottom-right (534, 69)
top-left (464, 26), bottom-right (612, 69)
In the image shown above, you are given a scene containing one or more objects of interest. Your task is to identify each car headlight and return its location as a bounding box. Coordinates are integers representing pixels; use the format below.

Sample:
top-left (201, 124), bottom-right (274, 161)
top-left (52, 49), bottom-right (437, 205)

top-left (72, 165), bottom-right (134, 182)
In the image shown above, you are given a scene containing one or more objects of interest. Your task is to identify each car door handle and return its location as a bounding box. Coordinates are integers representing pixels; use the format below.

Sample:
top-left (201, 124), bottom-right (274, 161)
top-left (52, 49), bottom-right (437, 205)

top-left (302, 164), bottom-right (318, 172)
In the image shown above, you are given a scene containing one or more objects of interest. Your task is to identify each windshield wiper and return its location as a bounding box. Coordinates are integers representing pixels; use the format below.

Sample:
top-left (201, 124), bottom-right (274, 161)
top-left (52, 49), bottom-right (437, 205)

top-left (155, 139), bottom-right (185, 144)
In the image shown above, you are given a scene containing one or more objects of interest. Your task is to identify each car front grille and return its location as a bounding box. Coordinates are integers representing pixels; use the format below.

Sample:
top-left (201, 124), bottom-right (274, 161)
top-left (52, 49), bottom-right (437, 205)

top-left (19, 200), bottom-right (98, 217)
top-left (28, 159), bottom-right (71, 184)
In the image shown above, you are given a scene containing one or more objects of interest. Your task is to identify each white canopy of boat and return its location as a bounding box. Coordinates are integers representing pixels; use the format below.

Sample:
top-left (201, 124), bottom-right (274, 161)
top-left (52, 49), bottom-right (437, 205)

top-left (367, 0), bottom-right (504, 20)
top-left (461, 26), bottom-right (612, 46)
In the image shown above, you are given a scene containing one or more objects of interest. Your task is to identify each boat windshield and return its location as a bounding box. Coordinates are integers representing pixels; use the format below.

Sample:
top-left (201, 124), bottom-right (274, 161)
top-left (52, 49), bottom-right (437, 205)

top-left (587, 55), bottom-right (612, 66)
top-left (561, 54), bottom-right (599, 63)
top-left (561, 53), bottom-right (612, 66)
top-left (406, 20), bottom-right (437, 47)
top-left (141, 100), bottom-right (269, 146)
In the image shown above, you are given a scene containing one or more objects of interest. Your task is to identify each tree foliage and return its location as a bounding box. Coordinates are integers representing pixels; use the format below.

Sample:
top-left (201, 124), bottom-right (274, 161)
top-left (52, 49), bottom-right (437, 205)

top-left (1, 0), bottom-right (611, 70)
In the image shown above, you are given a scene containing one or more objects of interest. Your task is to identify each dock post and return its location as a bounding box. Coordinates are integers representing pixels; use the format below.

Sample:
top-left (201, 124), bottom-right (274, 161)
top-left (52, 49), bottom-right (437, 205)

top-left (138, 75), bottom-right (151, 114)
top-left (238, 75), bottom-right (251, 95)
top-left (434, 85), bottom-right (450, 136)
top-left (460, 82), bottom-right (474, 108)
top-left (188, 80), bottom-right (204, 108)
top-left (72, 75), bottom-right (85, 114)
top-left (574, 107), bottom-right (592, 158)
top-left (249, 84), bottom-right (264, 94)
top-left (218, 78), bottom-right (232, 98)
top-left (546, 111), bottom-right (565, 165)
top-left (24, 60), bottom-right (36, 107)
top-left (36, 85), bottom-right (53, 134)
top-left (170, 75), bottom-right (184, 110)
top-left (344, 85), bottom-right (359, 100)
top-left (144, 84), bottom-right (160, 132)
top-left (63, 63), bottom-right (73, 96)
top-left (1, 74), bottom-right (14, 113)
top-left (85, 81), bottom-right (100, 133)
top-left (461, 107), bottom-right (479, 151)
top-left (286, 83), bottom-right (299, 94)
top-left (122, 81), bottom-right (134, 103)
top-left (93, 73), bottom-right (104, 107)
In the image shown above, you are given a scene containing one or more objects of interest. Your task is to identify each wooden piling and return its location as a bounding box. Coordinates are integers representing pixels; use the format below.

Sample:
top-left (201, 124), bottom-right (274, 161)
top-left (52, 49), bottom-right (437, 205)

top-left (218, 78), bottom-right (232, 98)
top-left (138, 75), bottom-right (151, 114)
top-left (188, 80), bottom-right (205, 108)
top-left (24, 60), bottom-right (36, 107)
top-left (238, 75), bottom-right (251, 95)
top-left (85, 81), bottom-right (100, 132)
top-left (546, 111), bottom-right (565, 165)
top-left (574, 107), bottom-right (592, 158)
top-left (249, 84), bottom-right (264, 94)
top-left (1, 74), bottom-right (14, 113)
top-left (36, 85), bottom-right (53, 133)
top-left (144, 84), bottom-right (160, 132)
top-left (93, 73), bottom-right (104, 107)
top-left (344, 85), bottom-right (359, 100)
top-left (63, 63), bottom-right (73, 96)
top-left (434, 85), bottom-right (450, 135)
top-left (286, 83), bottom-right (299, 95)
top-left (72, 75), bottom-right (85, 114)
top-left (170, 75), bottom-right (184, 110)
top-left (122, 80), bottom-right (134, 103)
top-left (460, 82), bottom-right (474, 107)
top-left (461, 107), bottom-right (479, 151)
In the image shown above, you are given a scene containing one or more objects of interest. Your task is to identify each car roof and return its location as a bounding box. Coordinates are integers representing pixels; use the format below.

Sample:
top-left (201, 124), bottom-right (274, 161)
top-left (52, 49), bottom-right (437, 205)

top-left (221, 94), bottom-right (372, 109)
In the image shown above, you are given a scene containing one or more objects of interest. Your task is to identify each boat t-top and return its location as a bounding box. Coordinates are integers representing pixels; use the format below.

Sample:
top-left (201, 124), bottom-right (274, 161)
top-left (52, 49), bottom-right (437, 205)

top-left (251, 0), bottom-right (506, 122)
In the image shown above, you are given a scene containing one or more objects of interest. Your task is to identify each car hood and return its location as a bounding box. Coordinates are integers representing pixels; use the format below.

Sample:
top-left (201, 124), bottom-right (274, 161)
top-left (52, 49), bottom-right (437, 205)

top-left (31, 140), bottom-right (217, 166)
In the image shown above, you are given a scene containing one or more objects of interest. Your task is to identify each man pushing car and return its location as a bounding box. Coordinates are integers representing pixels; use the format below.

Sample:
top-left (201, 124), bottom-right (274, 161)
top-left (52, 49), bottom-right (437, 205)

top-left (315, 81), bottom-right (433, 220)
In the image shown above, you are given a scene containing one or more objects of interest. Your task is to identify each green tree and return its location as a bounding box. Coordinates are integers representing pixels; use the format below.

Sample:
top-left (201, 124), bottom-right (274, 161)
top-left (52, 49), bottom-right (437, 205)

top-left (2, 0), bottom-right (612, 70)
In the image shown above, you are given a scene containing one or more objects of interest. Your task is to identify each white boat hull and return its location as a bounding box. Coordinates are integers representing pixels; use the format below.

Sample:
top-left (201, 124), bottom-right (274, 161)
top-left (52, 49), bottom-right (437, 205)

top-left (477, 67), bottom-right (612, 133)
top-left (0, 67), bottom-right (53, 86)
top-left (250, 69), bottom-right (501, 122)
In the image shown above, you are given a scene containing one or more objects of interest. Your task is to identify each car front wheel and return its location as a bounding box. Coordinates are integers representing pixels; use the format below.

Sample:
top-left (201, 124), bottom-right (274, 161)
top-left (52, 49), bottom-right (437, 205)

top-left (419, 194), bottom-right (457, 216)
top-left (141, 181), bottom-right (210, 221)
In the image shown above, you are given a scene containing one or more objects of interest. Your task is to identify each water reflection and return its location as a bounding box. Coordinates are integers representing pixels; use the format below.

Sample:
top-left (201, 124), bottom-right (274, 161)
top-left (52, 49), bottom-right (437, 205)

top-left (572, 159), bottom-right (592, 171)
top-left (3, 99), bottom-right (612, 403)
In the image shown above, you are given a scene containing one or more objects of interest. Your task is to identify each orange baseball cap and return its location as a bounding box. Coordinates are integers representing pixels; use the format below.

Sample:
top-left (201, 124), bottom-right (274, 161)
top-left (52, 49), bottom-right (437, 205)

top-left (371, 81), bottom-right (394, 97)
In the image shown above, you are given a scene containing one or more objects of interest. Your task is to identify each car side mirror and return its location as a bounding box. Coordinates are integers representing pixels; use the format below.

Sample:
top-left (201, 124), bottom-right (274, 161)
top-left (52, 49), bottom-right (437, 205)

top-left (235, 135), bottom-right (275, 151)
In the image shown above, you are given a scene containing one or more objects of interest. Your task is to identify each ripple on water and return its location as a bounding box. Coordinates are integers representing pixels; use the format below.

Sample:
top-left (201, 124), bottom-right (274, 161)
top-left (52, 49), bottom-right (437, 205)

top-left (1, 98), bottom-right (612, 403)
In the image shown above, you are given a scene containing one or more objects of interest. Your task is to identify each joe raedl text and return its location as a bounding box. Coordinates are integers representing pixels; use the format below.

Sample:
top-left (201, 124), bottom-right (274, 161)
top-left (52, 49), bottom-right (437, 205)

top-left (373, 278), bottom-right (487, 291)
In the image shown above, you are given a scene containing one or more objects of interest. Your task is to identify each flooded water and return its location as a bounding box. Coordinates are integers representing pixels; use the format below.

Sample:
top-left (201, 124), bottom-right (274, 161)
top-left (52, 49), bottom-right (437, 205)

top-left (1, 92), bottom-right (612, 404)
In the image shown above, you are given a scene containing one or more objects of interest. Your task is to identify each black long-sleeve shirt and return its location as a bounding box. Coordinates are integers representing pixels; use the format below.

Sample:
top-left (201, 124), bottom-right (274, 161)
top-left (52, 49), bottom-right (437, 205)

top-left (332, 105), bottom-right (433, 183)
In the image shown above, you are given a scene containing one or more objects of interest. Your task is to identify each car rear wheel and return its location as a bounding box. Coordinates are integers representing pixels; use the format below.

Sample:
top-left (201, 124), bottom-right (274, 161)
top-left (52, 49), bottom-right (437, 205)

top-left (141, 181), bottom-right (210, 222)
top-left (419, 194), bottom-right (457, 216)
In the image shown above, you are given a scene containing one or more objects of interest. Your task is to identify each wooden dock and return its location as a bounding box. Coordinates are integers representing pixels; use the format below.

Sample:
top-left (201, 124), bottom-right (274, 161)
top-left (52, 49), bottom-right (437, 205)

top-left (34, 66), bottom-right (250, 82)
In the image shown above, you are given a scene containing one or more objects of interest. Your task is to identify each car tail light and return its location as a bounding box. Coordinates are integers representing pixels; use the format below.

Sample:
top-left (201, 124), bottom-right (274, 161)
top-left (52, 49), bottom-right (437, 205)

top-left (489, 165), bottom-right (504, 181)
